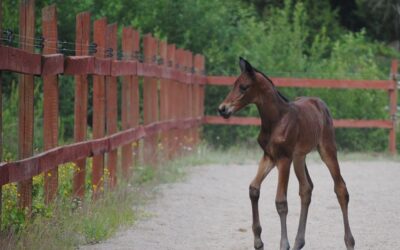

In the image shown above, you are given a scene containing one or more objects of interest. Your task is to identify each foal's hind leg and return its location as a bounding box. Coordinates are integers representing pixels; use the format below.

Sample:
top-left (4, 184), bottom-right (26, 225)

top-left (275, 157), bottom-right (292, 250)
top-left (318, 143), bottom-right (355, 250)
top-left (249, 154), bottom-right (275, 250)
top-left (292, 155), bottom-right (313, 250)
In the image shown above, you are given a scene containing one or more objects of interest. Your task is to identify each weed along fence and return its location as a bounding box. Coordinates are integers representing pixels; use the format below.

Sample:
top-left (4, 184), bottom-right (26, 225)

top-left (0, 1), bottom-right (398, 230)
top-left (204, 60), bottom-right (398, 154)
top-left (0, 1), bottom-right (205, 221)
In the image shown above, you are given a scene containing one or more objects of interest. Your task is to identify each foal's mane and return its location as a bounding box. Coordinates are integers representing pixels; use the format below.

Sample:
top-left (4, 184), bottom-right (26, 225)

top-left (253, 68), bottom-right (289, 103)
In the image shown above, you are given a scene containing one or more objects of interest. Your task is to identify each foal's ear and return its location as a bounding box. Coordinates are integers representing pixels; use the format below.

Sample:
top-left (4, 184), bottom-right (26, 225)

top-left (239, 57), bottom-right (254, 75)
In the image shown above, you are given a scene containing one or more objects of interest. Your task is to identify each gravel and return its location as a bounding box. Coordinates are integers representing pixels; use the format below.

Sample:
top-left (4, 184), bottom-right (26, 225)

top-left (82, 158), bottom-right (400, 250)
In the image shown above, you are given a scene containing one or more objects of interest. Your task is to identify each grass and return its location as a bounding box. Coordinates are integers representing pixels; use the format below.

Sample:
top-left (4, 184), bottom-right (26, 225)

top-left (0, 143), bottom-right (397, 250)
top-left (0, 185), bottom-right (136, 250)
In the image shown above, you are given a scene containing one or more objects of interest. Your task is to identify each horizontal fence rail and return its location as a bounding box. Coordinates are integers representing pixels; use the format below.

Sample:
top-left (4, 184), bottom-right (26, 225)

top-left (0, 118), bottom-right (202, 186)
top-left (0, 45), bottom-right (207, 84)
top-left (203, 116), bottom-right (393, 128)
top-left (206, 76), bottom-right (395, 90)
top-left (205, 63), bottom-right (398, 154)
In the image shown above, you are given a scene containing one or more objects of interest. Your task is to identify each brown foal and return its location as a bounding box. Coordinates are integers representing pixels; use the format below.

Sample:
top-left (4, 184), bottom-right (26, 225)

top-left (218, 58), bottom-right (355, 250)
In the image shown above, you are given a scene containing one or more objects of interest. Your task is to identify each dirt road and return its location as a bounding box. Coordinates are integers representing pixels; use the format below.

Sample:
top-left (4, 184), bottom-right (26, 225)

top-left (83, 158), bottom-right (400, 250)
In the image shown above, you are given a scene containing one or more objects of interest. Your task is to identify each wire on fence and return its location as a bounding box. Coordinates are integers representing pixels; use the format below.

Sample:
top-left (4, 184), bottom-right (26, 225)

top-left (0, 28), bottom-right (146, 59)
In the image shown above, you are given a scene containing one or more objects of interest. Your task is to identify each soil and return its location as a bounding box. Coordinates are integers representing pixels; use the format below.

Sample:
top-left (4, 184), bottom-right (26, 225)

top-left (82, 159), bottom-right (400, 250)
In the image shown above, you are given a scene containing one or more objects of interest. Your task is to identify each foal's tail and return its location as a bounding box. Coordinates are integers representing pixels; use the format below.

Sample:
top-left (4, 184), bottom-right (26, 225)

top-left (316, 99), bottom-right (334, 129)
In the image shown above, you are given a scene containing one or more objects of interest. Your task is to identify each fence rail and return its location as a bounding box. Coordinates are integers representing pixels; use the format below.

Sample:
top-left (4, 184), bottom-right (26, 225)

top-left (206, 76), bottom-right (396, 89)
top-left (0, 118), bottom-right (202, 186)
top-left (0, 45), bottom-right (206, 83)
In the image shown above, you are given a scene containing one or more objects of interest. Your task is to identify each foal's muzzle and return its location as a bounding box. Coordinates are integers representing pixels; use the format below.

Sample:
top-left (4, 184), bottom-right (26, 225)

top-left (218, 104), bottom-right (233, 119)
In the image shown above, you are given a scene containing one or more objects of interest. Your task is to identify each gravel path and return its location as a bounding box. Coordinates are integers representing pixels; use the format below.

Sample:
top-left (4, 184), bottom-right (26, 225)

top-left (83, 159), bottom-right (400, 250)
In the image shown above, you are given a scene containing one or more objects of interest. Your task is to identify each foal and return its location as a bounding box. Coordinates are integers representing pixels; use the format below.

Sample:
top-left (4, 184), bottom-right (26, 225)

top-left (218, 58), bottom-right (355, 250)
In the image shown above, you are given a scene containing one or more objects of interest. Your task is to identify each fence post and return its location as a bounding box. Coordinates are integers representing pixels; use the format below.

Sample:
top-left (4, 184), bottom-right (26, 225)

top-left (159, 40), bottom-right (169, 158)
top-left (182, 51), bottom-right (188, 149)
top-left (131, 30), bottom-right (140, 167)
top-left (92, 17), bottom-right (107, 199)
top-left (143, 34), bottom-right (158, 166)
top-left (183, 50), bottom-right (192, 150)
top-left (73, 11), bottom-right (90, 199)
top-left (0, 1), bottom-right (3, 229)
top-left (199, 55), bottom-right (206, 134)
top-left (18, 0), bottom-right (35, 214)
top-left (121, 27), bottom-right (134, 179)
top-left (167, 44), bottom-right (176, 158)
top-left (175, 48), bottom-right (184, 154)
top-left (187, 51), bottom-right (195, 148)
top-left (175, 48), bottom-right (180, 153)
top-left (105, 23), bottom-right (118, 188)
top-left (193, 54), bottom-right (203, 145)
top-left (42, 4), bottom-right (59, 204)
top-left (389, 59), bottom-right (398, 155)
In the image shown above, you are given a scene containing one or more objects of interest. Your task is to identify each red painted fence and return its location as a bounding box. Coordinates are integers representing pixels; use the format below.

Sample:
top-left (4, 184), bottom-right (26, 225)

top-left (0, 1), bottom-right (397, 226)
top-left (0, 1), bottom-right (205, 218)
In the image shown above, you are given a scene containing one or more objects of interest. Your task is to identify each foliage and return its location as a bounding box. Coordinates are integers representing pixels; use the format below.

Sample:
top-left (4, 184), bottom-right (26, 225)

top-left (1, 161), bottom-right (88, 232)
top-left (1, 158), bottom-right (128, 249)
top-left (2, 80), bottom-right (45, 160)
top-left (355, 0), bottom-right (400, 44)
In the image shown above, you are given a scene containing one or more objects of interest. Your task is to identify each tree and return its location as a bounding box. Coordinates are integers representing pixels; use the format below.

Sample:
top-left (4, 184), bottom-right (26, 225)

top-left (356, 0), bottom-right (400, 49)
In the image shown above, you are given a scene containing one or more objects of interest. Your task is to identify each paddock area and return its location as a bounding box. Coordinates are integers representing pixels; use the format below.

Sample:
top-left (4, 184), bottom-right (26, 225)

top-left (83, 157), bottom-right (400, 250)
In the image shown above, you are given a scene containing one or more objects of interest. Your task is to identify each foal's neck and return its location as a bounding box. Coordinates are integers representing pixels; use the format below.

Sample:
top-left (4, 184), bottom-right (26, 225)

top-left (255, 76), bottom-right (289, 131)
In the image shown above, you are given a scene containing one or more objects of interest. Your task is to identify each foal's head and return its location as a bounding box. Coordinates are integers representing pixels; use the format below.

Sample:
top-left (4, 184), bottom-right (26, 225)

top-left (218, 57), bottom-right (269, 119)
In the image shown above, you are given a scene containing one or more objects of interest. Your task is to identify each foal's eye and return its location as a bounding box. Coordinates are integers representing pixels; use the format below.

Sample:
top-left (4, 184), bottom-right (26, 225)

top-left (239, 85), bottom-right (248, 93)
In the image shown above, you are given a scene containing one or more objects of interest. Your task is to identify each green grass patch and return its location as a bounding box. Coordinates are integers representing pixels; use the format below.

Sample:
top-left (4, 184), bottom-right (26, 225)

top-left (0, 184), bottom-right (136, 250)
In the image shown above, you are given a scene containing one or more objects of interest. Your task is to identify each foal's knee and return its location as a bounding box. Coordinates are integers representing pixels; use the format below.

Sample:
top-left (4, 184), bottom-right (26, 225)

top-left (299, 184), bottom-right (313, 206)
top-left (275, 200), bottom-right (288, 216)
top-left (249, 185), bottom-right (260, 202)
top-left (334, 180), bottom-right (349, 205)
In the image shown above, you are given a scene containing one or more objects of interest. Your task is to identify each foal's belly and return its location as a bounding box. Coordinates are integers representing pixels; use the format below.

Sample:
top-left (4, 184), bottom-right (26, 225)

top-left (293, 98), bottom-right (325, 154)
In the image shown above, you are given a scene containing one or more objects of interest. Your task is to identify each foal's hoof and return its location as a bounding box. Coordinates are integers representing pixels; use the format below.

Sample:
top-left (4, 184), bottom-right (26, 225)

top-left (292, 238), bottom-right (305, 250)
top-left (254, 239), bottom-right (264, 250)
top-left (280, 241), bottom-right (290, 250)
top-left (345, 235), bottom-right (355, 250)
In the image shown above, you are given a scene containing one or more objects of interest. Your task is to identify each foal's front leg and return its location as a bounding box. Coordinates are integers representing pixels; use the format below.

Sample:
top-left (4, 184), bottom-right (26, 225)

top-left (275, 158), bottom-right (292, 250)
top-left (249, 155), bottom-right (275, 250)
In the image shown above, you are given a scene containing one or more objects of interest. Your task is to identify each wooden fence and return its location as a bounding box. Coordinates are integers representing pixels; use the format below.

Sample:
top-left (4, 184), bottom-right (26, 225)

top-left (0, 1), bottom-right (397, 227)
top-left (205, 62), bottom-right (398, 154)
top-left (0, 1), bottom-right (205, 216)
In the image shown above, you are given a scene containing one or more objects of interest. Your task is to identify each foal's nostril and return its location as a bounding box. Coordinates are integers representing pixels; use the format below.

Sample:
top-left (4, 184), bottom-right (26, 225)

top-left (218, 106), bottom-right (226, 115)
